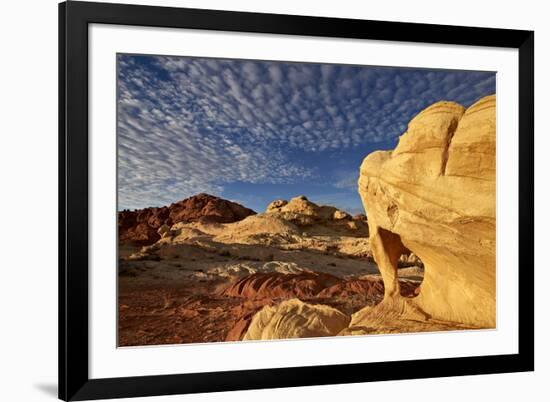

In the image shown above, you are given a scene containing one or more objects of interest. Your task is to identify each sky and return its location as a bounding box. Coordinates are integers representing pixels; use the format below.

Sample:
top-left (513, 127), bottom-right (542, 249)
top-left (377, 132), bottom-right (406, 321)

top-left (117, 54), bottom-right (495, 214)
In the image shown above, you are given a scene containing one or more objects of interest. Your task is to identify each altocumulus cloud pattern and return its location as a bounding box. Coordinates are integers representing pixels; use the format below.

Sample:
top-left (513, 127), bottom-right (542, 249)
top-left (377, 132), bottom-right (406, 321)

top-left (117, 54), bottom-right (495, 213)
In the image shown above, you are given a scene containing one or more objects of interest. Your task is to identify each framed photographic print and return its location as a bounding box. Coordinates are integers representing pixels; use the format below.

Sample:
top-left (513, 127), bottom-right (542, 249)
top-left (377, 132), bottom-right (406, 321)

top-left (59, 1), bottom-right (534, 400)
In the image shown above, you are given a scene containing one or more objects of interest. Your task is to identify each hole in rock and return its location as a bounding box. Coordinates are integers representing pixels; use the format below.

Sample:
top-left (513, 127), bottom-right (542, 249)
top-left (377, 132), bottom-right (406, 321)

top-left (372, 228), bottom-right (424, 298)
top-left (397, 250), bottom-right (424, 297)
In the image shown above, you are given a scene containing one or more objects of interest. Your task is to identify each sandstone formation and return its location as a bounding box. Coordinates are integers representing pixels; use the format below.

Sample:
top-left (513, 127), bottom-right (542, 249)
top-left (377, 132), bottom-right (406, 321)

top-left (138, 195), bottom-right (372, 261)
top-left (356, 95), bottom-right (496, 329)
top-left (225, 312), bottom-right (259, 342)
top-left (243, 299), bottom-right (350, 340)
top-left (118, 193), bottom-right (256, 245)
top-left (221, 272), bottom-right (341, 299)
top-left (317, 277), bottom-right (418, 299)
top-left (266, 195), bottom-right (351, 223)
top-left (211, 214), bottom-right (301, 245)
top-left (263, 195), bottom-right (369, 237)
top-left (333, 210), bottom-right (350, 220)
top-left (266, 199), bottom-right (288, 212)
top-left (220, 271), bottom-right (418, 302)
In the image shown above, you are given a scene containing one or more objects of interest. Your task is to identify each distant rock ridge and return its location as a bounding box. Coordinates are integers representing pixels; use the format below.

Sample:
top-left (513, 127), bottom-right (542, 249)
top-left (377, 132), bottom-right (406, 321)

top-left (266, 195), bottom-right (346, 220)
top-left (141, 195), bottom-right (372, 255)
top-left (264, 195), bottom-right (369, 235)
top-left (118, 193), bottom-right (256, 245)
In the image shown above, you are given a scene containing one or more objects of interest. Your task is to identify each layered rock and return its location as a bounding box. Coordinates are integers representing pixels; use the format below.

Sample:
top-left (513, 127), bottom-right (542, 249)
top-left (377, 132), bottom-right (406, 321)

top-left (221, 272), bottom-right (341, 299)
top-left (243, 299), bottom-right (350, 340)
top-left (211, 214), bottom-right (301, 245)
top-left (118, 193), bottom-right (256, 245)
top-left (221, 272), bottom-right (418, 301)
top-left (227, 274), bottom-right (420, 341)
top-left (356, 95), bottom-right (496, 328)
top-left (318, 278), bottom-right (418, 299)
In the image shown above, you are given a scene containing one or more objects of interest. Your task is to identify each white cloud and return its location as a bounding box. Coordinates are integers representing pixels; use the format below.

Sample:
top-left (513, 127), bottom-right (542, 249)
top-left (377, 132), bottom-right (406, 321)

top-left (117, 55), bottom-right (495, 209)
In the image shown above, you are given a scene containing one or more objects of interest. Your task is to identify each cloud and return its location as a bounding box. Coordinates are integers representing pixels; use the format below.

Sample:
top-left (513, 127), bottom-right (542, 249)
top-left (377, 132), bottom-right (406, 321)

top-left (117, 55), bottom-right (495, 209)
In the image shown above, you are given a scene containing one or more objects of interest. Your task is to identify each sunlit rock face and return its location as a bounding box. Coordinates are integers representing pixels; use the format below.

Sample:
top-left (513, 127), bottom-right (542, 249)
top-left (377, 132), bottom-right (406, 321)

top-left (357, 95), bottom-right (496, 328)
top-left (243, 298), bottom-right (351, 340)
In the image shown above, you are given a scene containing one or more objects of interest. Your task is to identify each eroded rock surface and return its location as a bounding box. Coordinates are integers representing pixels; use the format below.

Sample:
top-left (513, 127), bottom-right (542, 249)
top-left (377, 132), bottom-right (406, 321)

top-left (356, 95), bottom-right (496, 329)
top-left (243, 299), bottom-right (351, 340)
top-left (221, 272), bottom-right (341, 299)
top-left (140, 195), bottom-right (372, 261)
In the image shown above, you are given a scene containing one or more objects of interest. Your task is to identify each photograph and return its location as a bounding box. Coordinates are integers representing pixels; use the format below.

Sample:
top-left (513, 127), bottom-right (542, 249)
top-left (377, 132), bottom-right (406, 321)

top-left (116, 54), bottom-right (497, 346)
top-left (0, 0), bottom-right (542, 400)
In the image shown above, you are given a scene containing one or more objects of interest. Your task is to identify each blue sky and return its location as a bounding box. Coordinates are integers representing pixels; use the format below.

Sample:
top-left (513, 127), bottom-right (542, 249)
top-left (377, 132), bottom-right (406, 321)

top-left (117, 54), bottom-right (495, 214)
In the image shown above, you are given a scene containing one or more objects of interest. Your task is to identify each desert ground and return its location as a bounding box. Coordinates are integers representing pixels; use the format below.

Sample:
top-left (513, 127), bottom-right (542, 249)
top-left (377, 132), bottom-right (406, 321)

top-left (118, 95), bottom-right (496, 346)
top-left (118, 194), bottom-right (427, 345)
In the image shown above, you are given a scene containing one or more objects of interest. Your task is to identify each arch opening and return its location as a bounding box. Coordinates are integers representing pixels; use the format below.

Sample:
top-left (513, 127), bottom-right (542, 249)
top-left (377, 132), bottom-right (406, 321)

top-left (397, 250), bottom-right (424, 298)
top-left (371, 227), bottom-right (424, 299)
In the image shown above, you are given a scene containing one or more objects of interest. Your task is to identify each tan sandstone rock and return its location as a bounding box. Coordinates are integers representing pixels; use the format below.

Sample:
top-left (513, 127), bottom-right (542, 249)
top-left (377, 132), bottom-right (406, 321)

top-left (356, 95), bottom-right (496, 329)
top-left (243, 299), bottom-right (350, 340)
top-left (333, 210), bottom-right (350, 220)
top-left (157, 224), bottom-right (171, 238)
top-left (266, 199), bottom-right (288, 212)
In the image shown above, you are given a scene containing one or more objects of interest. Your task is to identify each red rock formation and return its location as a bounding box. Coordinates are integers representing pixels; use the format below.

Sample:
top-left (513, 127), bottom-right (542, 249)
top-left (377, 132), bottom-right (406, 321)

top-left (225, 312), bottom-right (257, 342)
top-left (221, 272), bottom-right (418, 300)
top-left (118, 193), bottom-right (256, 245)
top-left (221, 272), bottom-right (341, 299)
top-left (318, 278), bottom-right (418, 298)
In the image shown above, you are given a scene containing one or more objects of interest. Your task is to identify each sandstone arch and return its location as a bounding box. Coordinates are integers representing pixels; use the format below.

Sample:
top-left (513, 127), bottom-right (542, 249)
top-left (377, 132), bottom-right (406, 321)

top-left (355, 95), bottom-right (496, 330)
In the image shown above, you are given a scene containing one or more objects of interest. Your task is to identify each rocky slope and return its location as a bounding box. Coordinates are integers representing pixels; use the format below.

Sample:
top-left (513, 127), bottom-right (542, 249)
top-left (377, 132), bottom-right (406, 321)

top-left (137, 195), bottom-right (373, 262)
top-left (118, 193), bottom-right (256, 246)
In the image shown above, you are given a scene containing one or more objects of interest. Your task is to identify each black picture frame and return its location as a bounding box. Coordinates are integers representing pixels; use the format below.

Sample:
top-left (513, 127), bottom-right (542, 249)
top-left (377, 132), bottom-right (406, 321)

top-left (59, 1), bottom-right (534, 400)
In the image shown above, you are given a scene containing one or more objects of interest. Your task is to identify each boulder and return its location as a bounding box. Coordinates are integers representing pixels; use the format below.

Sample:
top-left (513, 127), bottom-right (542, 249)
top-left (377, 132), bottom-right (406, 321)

top-left (243, 299), bottom-right (350, 340)
top-left (280, 195), bottom-right (320, 216)
top-left (266, 199), bottom-right (288, 212)
top-left (333, 210), bottom-right (350, 220)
